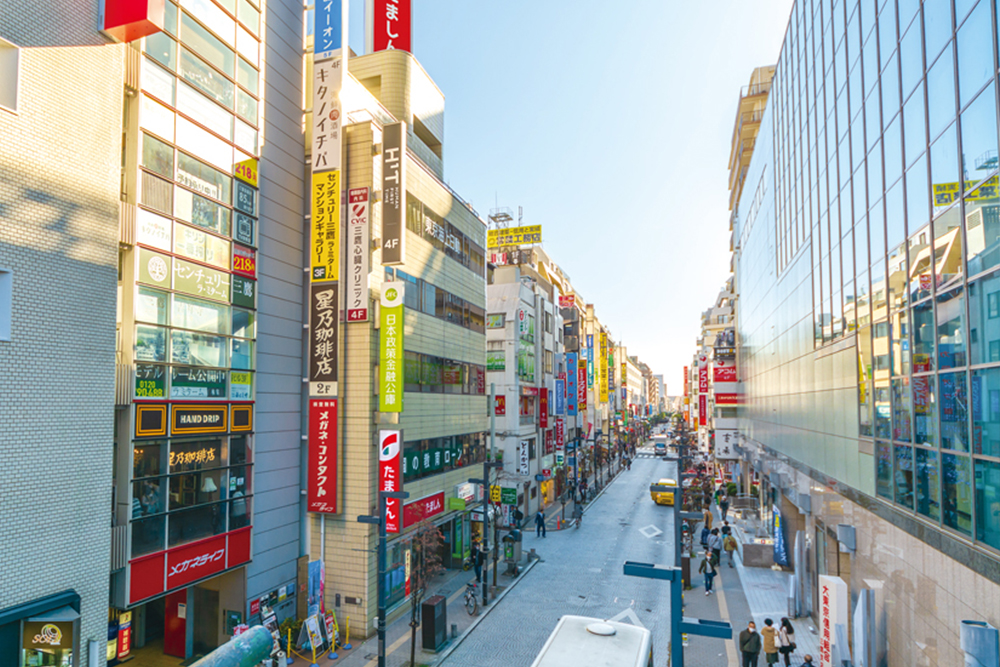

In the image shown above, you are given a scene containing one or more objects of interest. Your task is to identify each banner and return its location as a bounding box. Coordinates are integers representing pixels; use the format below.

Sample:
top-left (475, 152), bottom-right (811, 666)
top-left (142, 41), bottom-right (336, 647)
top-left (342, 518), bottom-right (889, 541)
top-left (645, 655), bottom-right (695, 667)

top-left (381, 123), bottom-right (406, 265)
top-left (346, 188), bottom-right (370, 321)
top-left (313, 0), bottom-right (345, 60)
top-left (310, 171), bottom-right (340, 282)
top-left (578, 359), bottom-right (587, 412)
top-left (683, 365), bottom-right (689, 396)
top-left (566, 353), bottom-right (578, 416)
top-left (819, 576), bottom-right (849, 667)
top-left (307, 399), bottom-right (338, 513)
top-left (372, 0), bottom-right (411, 52)
top-left (311, 59), bottom-right (343, 173)
top-left (308, 283), bottom-right (338, 396)
top-left (698, 354), bottom-right (709, 393)
top-left (494, 395), bottom-right (506, 416)
top-left (621, 362), bottom-right (627, 387)
top-left (486, 225), bottom-right (542, 249)
top-left (772, 504), bottom-right (789, 566)
top-left (557, 294), bottom-right (575, 308)
top-left (540, 389), bottom-right (549, 428)
top-left (555, 418), bottom-right (564, 450)
top-left (586, 344), bottom-right (594, 388)
top-left (554, 377), bottom-right (566, 415)
top-left (714, 357), bottom-right (736, 382)
top-left (379, 430), bottom-right (402, 533)
top-left (379, 282), bottom-right (404, 411)
top-left (699, 394), bottom-right (707, 426)
top-left (599, 332), bottom-right (608, 403)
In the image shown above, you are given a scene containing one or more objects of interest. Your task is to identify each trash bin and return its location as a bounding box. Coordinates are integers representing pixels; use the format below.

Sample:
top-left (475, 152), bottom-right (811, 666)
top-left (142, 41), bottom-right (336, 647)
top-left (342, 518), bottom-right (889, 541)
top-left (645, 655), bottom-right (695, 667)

top-left (502, 531), bottom-right (522, 574)
top-left (421, 595), bottom-right (447, 651)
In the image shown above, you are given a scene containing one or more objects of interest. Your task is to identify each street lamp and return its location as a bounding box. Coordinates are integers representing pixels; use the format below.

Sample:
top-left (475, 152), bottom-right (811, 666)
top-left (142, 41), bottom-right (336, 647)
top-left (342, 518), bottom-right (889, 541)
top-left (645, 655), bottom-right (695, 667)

top-left (468, 459), bottom-right (502, 607)
top-left (357, 490), bottom-right (409, 667)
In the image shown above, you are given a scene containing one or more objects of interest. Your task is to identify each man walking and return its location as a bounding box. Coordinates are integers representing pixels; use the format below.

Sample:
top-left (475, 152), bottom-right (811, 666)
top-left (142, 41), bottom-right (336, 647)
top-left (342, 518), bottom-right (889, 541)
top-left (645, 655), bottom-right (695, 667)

top-left (720, 493), bottom-right (731, 521)
top-left (698, 551), bottom-right (717, 595)
top-left (534, 509), bottom-right (547, 538)
top-left (471, 539), bottom-right (484, 583)
top-left (724, 531), bottom-right (739, 567)
top-left (708, 528), bottom-right (724, 564)
top-left (739, 621), bottom-right (762, 667)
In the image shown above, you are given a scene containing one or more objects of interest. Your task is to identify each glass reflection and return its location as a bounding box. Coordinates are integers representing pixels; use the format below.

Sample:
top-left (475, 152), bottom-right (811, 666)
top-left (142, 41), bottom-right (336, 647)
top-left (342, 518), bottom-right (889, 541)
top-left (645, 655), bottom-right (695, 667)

top-left (971, 367), bottom-right (1000, 458)
top-left (908, 225), bottom-right (933, 301)
top-left (915, 447), bottom-right (941, 521)
top-left (956, 0), bottom-right (992, 108)
top-left (974, 459), bottom-right (1000, 550)
top-left (914, 370), bottom-right (937, 445)
top-left (894, 444), bottom-right (914, 508)
top-left (892, 308), bottom-right (911, 376)
top-left (943, 452), bottom-right (973, 535)
top-left (940, 371), bottom-right (969, 451)
top-left (875, 380), bottom-right (892, 439)
top-left (960, 83), bottom-right (998, 195)
top-left (936, 286), bottom-right (967, 369)
top-left (877, 441), bottom-right (893, 499)
top-left (912, 299), bottom-right (936, 372)
top-left (892, 378), bottom-right (912, 442)
top-left (927, 47), bottom-right (956, 140)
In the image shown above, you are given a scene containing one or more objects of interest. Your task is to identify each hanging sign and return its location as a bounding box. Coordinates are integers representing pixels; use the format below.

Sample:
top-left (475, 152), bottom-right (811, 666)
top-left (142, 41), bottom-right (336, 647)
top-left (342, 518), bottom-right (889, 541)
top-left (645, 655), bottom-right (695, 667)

top-left (346, 188), bottom-right (370, 321)
top-left (307, 399), bottom-right (338, 513)
top-left (379, 430), bottom-right (402, 533)
top-left (310, 170), bottom-right (340, 282)
top-left (381, 123), bottom-right (406, 265)
top-left (379, 282), bottom-right (404, 411)
top-left (308, 283), bottom-right (338, 396)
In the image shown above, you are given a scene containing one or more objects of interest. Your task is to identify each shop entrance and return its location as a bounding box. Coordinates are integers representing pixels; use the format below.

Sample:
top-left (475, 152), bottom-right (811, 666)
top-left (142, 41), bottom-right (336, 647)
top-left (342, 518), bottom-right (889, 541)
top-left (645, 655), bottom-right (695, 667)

top-left (163, 591), bottom-right (187, 657)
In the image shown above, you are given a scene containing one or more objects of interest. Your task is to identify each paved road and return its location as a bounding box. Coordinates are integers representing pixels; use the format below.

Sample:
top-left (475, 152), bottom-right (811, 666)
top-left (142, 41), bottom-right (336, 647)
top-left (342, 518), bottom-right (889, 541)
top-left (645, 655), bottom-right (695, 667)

top-left (442, 444), bottom-right (683, 666)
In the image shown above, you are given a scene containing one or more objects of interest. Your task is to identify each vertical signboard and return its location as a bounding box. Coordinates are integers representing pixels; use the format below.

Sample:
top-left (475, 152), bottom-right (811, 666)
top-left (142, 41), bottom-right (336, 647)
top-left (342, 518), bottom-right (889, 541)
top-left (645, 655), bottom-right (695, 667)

top-left (554, 377), bottom-right (566, 416)
top-left (578, 359), bottom-right (587, 412)
top-left (586, 338), bottom-right (595, 388)
top-left (598, 332), bottom-right (609, 404)
top-left (566, 353), bottom-right (578, 416)
top-left (313, 0), bottom-right (345, 60)
top-left (311, 58), bottom-right (344, 172)
top-left (310, 170), bottom-right (340, 282)
top-left (699, 394), bottom-right (707, 427)
top-left (346, 187), bottom-right (370, 321)
top-left (818, 575), bottom-right (849, 667)
top-left (309, 283), bottom-right (338, 396)
top-left (381, 123), bottom-right (406, 265)
top-left (621, 362), bottom-right (628, 388)
top-left (371, 0), bottom-right (412, 52)
top-left (539, 389), bottom-right (549, 429)
top-left (379, 430), bottom-right (402, 533)
top-left (698, 354), bottom-right (709, 393)
top-left (307, 399), bottom-right (338, 513)
top-left (379, 282), bottom-right (404, 411)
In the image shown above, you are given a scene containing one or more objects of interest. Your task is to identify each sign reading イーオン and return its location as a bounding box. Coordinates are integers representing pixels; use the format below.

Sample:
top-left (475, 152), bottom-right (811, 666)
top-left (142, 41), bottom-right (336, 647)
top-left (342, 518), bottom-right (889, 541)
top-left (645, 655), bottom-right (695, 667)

top-left (379, 282), bottom-right (405, 412)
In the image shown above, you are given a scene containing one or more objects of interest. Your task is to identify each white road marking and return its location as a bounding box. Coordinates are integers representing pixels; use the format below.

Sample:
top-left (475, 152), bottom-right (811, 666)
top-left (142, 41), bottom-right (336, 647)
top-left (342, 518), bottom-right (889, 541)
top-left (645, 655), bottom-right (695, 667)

top-left (639, 524), bottom-right (663, 539)
top-left (607, 607), bottom-right (646, 629)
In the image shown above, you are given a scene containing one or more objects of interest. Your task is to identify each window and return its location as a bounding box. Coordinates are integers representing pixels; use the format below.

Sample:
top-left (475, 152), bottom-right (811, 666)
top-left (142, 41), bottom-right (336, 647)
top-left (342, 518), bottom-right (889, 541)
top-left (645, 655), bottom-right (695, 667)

top-left (0, 37), bottom-right (20, 112)
top-left (0, 268), bottom-right (10, 340)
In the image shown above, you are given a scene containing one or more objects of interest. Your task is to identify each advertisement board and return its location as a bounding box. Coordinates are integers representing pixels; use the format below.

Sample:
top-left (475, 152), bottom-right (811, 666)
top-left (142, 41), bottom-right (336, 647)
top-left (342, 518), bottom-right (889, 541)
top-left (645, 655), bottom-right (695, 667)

top-left (486, 225), bottom-right (542, 249)
top-left (307, 399), bottom-right (338, 513)
top-left (381, 123), bottom-right (406, 264)
top-left (379, 430), bottom-right (402, 533)
top-left (566, 353), bottom-right (578, 415)
top-left (372, 0), bottom-right (411, 52)
top-left (346, 188), bottom-right (370, 321)
top-left (309, 283), bottom-right (338, 396)
top-left (310, 170), bottom-right (340, 282)
top-left (379, 282), bottom-right (404, 411)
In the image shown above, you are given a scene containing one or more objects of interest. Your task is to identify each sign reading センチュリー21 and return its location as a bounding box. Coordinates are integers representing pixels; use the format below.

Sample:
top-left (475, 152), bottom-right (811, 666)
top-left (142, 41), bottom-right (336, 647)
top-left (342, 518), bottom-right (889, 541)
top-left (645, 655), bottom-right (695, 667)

top-left (379, 282), bottom-right (404, 412)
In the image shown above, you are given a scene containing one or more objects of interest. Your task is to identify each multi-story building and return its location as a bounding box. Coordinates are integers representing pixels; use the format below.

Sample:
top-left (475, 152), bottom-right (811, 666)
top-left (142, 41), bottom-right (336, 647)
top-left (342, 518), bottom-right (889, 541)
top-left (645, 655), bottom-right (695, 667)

top-left (730, 0), bottom-right (1000, 663)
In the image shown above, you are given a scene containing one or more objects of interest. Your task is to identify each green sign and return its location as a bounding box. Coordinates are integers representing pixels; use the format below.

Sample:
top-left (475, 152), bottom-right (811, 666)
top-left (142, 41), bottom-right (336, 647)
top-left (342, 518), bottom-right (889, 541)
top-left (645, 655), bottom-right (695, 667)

top-left (135, 364), bottom-right (166, 398)
top-left (171, 367), bottom-right (227, 398)
top-left (232, 275), bottom-right (256, 309)
top-left (230, 371), bottom-right (252, 400)
top-left (487, 350), bottom-right (505, 371)
top-left (501, 488), bottom-right (517, 505)
top-left (379, 282), bottom-right (404, 412)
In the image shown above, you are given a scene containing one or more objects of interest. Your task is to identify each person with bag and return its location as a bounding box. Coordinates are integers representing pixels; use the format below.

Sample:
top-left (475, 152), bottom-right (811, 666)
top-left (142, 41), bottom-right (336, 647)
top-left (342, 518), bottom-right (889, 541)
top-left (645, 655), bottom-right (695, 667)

top-left (778, 617), bottom-right (796, 666)
top-left (724, 532), bottom-right (739, 567)
top-left (761, 618), bottom-right (779, 664)
top-left (739, 621), bottom-right (762, 667)
top-left (698, 551), bottom-right (717, 595)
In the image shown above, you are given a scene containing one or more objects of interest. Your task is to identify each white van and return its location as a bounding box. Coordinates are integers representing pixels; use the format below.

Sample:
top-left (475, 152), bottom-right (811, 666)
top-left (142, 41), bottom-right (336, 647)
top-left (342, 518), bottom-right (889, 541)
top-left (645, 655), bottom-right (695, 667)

top-left (529, 615), bottom-right (654, 667)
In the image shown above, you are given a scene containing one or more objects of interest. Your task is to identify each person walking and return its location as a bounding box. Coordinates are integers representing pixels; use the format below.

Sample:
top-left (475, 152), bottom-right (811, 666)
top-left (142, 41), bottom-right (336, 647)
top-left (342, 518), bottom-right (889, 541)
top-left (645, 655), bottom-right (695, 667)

top-left (471, 539), bottom-right (484, 583)
top-left (761, 618), bottom-right (779, 665)
top-left (739, 621), bottom-right (762, 667)
top-left (724, 531), bottom-right (739, 567)
top-left (534, 509), bottom-right (547, 538)
top-left (778, 618), bottom-right (796, 667)
top-left (702, 506), bottom-right (713, 530)
top-left (720, 493), bottom-right (731, 521)
top-left (721, 519), bottom-right (732, 536)
top-left (708, 528), bottom-right (723, 564)
top-left (698, 551), bottom-right (717, 595)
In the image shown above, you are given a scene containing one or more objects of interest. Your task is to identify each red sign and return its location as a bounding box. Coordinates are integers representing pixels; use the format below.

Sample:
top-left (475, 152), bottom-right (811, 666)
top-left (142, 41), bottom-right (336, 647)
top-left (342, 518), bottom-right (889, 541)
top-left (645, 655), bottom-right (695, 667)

top-left (522, 386), bottom-right (540, 396)
top-left (117, 614), bottom-right (132, 659)
top-left (919, 273), bottom-right (932, 291)
top-left (379, 430), bottom-right (402, 533)
top-left (250, 599), bottom-right (260, 616)
top-left (372, 0), bottom-right (411, 52)
top-left (558, 294), bottom-right (575, 309)
top-left (540, 389), bottom-right (549, 428)
top-left (715, 393), bottom-right (738, 405)
top-left (699, 394), bottom-right (707, 426)
top-left (166, 534), bottom-right (227, 589)
top-left (683, 366), bottom-right (689, 395)
top-left (232, 245), bottom-right (257, 278)
top-left (545, 429), bottom-right (554, 454)
top-left (578, 362), bottom-right (587, 411)
top-left (494, 395), bottom-right (506, 416)
top-left (103, 0), bottom-right (165, 42)
top-left (542, 468), bottom-right (552, 480)
top-left (555, 418), bottom-right (564, 449)
top-left (714, 358), bottom-right (736, 383)
top-left (403, 491), bottom-right (444, 527)
top-left (307, 399), bottom-right (338, 513)
top-left (698, 355), bottom-right (709, 393)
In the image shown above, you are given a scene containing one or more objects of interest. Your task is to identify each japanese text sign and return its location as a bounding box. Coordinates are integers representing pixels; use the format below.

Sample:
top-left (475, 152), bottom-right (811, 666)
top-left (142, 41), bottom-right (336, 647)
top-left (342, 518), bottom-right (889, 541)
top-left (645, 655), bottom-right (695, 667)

top-left (232, 245), bottom-right (256, 279)
top-left (578, 359), bottom-right (587, 412)
top-left (557, 294), bottom-right (575, 309)
top-left (699, 394), bottom-right (707, 427)
top-left (313, 0), bottom-right (345, 60)
top-left (166, 534), bottom-right (228, 589)
top-left (311, 170), bottom-right (340, 281)
top-left (309, 283), bottom-right (338, 396)
top-left (312, 58), bottom-right (343, 171)
top-left (486, 224), bottom-right (543, 249)
top-left (566, 353), bottom-right (578, 416)
top-left (818, 575), bottom-right (848, 667)
top-left (379, 282), bottom-right (404, 412)
top-left (698, 354), bottom-right (709, 393)
top-left (381, 123), bottom-right (406, 265)
top-left (403, 492), bottom-right (444, 528)
top-left (714, 358), bottom-right (736, 382)
top-left (599, 332), bottom-right (608, 403)
top-left (372, 0), bottom-right (411, 52)
top-left (379, 430), bottom-right (402, 533)
top-left (539, 389), bottom-right (549, 428)
top-left (621, 362), bottom-right (627, 387)
top-left (346, 188), bottom-right (370, 321)
top-left (554, 378), bottom-right (565, 415)
top-left (308, 399), bottom-right (338, 513)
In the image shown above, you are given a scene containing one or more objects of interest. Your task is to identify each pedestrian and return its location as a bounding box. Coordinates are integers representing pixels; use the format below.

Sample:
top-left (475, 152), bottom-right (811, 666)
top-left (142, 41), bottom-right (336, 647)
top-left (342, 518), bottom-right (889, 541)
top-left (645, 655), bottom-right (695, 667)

top-left (702, 506), bottom-right (713, 531)
top-left (698, 551), bottom-right (717, 595)
top-left (700, 525), bottom-right (711, 548)
top-left (534, 509), bottom-right (547, 538)
top-left (778, 618), bottom-right (796, 666)
top-left (724, 531), bottom-right (739, 567)
top-left (709, 528), bottom-right (723, 564)
top-left (513, 507), bottom-right (524, 528)
top-left (739, 621), bottom-right (762, 667)
top-left (471, 539), bottom-right (484, 583)
top-left (797, 656), bottom-right (814, 667)
top-left (720, 493), bottom-right (731, 521)
top-left (762, 618), bottom-right (779, 664)
top-left (721, 519), bottom-right (732, 536)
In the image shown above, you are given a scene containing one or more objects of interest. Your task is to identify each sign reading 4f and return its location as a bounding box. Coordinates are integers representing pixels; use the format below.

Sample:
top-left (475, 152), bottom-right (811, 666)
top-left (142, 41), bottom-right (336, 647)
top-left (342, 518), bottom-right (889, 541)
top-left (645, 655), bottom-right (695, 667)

top-left (381, 123), bottom-right (406, 265)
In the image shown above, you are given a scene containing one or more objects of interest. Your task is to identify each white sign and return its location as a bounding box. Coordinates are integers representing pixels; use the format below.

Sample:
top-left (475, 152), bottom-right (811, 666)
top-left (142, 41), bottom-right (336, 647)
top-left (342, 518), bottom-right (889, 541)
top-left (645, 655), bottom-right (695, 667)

top-left (312, 57), bottom-right (343, 172)
top-left (715, 428), bottom-right (739, 459)
top-left (519, 440), bottom-right (530, 476)
top-left (346, 187), bottom-right (370, 321)
top-left (818, 575), bottom-right (848, 667)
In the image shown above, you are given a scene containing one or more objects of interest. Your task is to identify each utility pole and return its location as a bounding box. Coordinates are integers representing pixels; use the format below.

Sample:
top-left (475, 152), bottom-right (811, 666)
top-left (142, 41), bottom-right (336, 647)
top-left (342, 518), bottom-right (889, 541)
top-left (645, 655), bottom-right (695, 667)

top-left (357, 489), bottom-right (409, 667)
top-left (470, 386), bottom-right (502, 608)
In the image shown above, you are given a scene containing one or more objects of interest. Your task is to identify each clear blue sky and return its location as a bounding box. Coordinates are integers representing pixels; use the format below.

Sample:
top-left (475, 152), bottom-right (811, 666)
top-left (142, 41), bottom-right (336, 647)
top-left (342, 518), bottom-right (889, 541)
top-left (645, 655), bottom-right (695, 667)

top-left (348, 0), bottom-right (794, 394)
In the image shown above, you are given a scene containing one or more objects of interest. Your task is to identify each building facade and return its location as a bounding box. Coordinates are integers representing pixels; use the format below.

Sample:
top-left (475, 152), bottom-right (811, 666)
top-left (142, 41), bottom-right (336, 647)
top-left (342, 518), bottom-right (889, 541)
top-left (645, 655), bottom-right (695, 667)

top-left (732, 0), bottom-right (1000, 663)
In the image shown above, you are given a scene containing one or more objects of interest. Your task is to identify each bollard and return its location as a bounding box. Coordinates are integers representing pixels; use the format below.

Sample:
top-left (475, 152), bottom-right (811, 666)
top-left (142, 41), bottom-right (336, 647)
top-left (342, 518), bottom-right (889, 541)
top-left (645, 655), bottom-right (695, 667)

top-left (451, 623), bottom-right (458, 639)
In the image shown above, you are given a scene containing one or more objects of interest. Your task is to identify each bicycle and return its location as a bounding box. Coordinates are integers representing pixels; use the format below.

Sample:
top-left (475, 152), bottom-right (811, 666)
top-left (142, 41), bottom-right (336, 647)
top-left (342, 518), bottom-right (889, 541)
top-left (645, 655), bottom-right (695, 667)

top-left (464, 582), bottom-right (479, 615)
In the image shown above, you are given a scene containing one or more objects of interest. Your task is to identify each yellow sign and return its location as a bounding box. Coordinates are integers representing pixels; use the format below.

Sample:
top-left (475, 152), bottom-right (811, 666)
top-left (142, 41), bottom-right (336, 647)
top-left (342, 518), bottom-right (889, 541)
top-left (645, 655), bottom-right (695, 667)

top-left (487, 225), bottom-right (542, 249)
top-left (934, 175), bottom-right (999, 206)
top-left (599, 332), bottom-right (609, 404)
top-left (490, 485), bottom-right (501, 503)
top-left (234, 157), bottom-right (259, 187)
top-left (311, 170), bottom-right (341, 282)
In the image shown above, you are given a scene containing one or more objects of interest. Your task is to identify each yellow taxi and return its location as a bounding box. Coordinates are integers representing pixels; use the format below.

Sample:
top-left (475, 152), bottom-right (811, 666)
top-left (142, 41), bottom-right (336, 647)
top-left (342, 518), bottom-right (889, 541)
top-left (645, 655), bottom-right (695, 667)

top-left (649, 478), bottom-right (677, 506)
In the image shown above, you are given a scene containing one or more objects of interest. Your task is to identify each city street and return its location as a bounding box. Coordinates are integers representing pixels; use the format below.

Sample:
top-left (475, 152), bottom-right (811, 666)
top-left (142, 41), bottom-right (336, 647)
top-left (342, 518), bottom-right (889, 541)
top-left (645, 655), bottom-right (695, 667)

top-left (442, 443), bottom-right (753, 667)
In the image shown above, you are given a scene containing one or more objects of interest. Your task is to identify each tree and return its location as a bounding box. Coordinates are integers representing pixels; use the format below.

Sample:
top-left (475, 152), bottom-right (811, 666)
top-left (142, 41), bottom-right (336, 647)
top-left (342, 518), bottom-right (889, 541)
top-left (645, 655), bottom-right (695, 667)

top-left (407, 514), bottom-right (444, 667)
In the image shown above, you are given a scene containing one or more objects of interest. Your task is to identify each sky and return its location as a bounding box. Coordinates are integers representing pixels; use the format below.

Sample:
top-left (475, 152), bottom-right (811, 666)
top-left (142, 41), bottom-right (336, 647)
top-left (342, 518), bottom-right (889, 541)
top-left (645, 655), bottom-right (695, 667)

top-left (348, 0), bottom-right (795, 394)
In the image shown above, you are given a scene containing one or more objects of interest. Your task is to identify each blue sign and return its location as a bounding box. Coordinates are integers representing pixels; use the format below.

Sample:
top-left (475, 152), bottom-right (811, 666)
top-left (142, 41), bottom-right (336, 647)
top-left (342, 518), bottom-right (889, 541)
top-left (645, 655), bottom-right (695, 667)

top-left (313, 0), bottom-right (343, 58)
top-left (566, 353), bottom-right (578, 416)
top-left (555, 379), bottom-right (566, 415)
top-left (772, 504), bottom-right (789, 566)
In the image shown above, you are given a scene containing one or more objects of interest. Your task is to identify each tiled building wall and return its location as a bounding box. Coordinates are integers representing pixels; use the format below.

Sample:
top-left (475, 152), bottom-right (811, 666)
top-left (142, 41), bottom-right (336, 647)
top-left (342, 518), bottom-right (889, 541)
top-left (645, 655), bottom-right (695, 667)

top-left (0, 29), bottom-right (124, 667)
top-left (248, 0), bottom-right (306, 610)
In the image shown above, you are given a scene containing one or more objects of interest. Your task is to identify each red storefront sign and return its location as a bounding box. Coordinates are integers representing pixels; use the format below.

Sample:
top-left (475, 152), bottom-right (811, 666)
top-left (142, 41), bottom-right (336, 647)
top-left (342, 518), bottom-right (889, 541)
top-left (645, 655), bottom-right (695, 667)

top-left (307, 399), bottom-right (338, 513)
top-left (698, 355), bottom-right (709, 393)
top-left (232, 245), bottom-right (257, 278)
top-left (117, 612), bottom-right (132, 659)
top-left (103, 0), bottom-right (165, 42)
top-left (683, 365), bottom-right (689, 395)
top-left (714, 359), bottom-right (736, 383)
top-left (403, 491), bottom-right (444, 527)
top-left (578, 361), bottom-right (587, 411)
top-left (715, 393), bottom-right (738, 405)
top-left (494, 395), bottom-right (506, 416)
top-left (699, 394), bottom-right (707, 426)
top-left (250, 599), bottom-right (260, 616)
top-left (379, 430), bottom-right (402, 533)
top-left (558, 294), bottom-right (575, 308)
top-left (372, 0), bottom-right (411, 52)
top-left (540, 389), bottom-right (549, 428)
top-left (545, 429), bottom-right (554, 454)
top-left (555, 418), bottom-right (565, 449)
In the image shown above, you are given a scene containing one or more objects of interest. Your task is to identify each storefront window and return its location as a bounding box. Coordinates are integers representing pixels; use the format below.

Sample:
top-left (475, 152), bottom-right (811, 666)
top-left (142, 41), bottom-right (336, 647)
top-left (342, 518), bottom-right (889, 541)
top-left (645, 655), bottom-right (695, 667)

top-left (943, 452), bottom-right (973, 535)
top-left (971, 367), bottom-right (1000, 458)
top-left (975, 458), bottom-right (1000, 551)
top-left (915, 447), bottom-right (940, 521)
top-left (968, 271), bottom-right (1000, 365)
top-left (894, 444), bottom-right (914, 509)
top-left (913, 372), bottom-right (936, 445)
top-left (940, 371), bottom-right (969, 452)
top-left (877, 441), bottom-right (893, 500)
top-left (936, 286), bottom-right (967, 368)
top-left (132, 514), bottom-right (165, 557)
top-left (168, 502), bottom-right (227, 547)
top-left (874, 381), bottom-right (891, 439)
top-left (891, 378), bottom-right (912, 442)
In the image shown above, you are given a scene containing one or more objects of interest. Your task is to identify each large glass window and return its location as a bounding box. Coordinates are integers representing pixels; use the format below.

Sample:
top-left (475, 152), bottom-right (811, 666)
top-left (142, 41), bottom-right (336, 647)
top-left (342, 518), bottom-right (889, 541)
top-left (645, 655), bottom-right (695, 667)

top-left (914, 371), bottom-right (936, 445)
top-left (972, 367), bottom-right (1000, 458)
top-left (927, 47), bottom-right (956, 140)
top-left (956, 0), bottom-right (992, 109)
top-left (940, 371), bottom-right (970, 451)
top-left (936, 286), bottom-right (967, 369)
top-left (922, 1), bottom-right (952, 65)
top-left (975, 459), bottom-right (1000, 550)
top-left (912, 300), bottom-right (936, 371)
top-left (960, 82), bottom-right (998, 195)
top-left (903, 84), bottom-right (926, 166)
top-left (915, 447), bottom-right (941, 521)
top-left (943, 452), bottom-right (973, 534)
top-left (892, 377), bottom-right (912, 441)
top-left (894, 444), bottom-right (914, 508)
top-left (878, 440), bottom-right (894, 499)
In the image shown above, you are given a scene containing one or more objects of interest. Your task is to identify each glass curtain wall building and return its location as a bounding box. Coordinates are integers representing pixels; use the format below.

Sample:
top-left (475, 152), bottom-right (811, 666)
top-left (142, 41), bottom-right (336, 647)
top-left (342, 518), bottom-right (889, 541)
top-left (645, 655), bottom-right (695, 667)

top-left (735, 0), bottom-right (1000, 662)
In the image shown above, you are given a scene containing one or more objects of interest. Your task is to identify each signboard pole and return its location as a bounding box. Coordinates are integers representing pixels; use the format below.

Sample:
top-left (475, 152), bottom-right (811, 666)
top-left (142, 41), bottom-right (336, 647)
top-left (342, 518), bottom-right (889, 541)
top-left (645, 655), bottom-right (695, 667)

top-left (357, 490), bottom-right (408, 667)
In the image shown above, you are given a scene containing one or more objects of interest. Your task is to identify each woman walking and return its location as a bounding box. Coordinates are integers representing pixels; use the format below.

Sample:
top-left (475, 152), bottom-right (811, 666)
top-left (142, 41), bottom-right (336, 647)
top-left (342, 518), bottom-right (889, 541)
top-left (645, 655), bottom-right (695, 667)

top-left (778, 617), bottom-right (796, 666)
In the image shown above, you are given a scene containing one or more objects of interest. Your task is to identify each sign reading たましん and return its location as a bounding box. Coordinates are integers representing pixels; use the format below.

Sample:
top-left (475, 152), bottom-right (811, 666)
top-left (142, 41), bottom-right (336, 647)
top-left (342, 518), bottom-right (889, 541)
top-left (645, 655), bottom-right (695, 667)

top-left (372, 0), bottom-right (411, 52)
top-left (308, 399), bottom-right (338, 513)
top-left (379, 429), bottom-right (402, 533)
